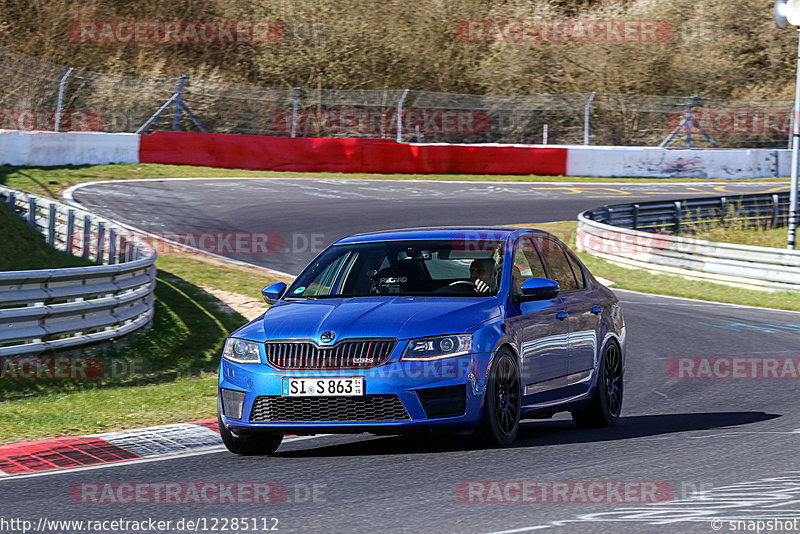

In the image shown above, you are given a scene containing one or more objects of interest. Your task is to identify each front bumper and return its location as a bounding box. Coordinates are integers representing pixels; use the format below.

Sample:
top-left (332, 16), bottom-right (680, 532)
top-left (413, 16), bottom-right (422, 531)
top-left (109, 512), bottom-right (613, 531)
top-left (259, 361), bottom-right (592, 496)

top-left (218, 352), bottom-right (492, 434)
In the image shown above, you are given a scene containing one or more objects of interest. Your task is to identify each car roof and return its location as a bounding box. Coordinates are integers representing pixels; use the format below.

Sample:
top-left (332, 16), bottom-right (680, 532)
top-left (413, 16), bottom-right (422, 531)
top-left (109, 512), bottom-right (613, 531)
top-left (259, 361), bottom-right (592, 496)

top-left (334, 226), bottom-right (532, 244)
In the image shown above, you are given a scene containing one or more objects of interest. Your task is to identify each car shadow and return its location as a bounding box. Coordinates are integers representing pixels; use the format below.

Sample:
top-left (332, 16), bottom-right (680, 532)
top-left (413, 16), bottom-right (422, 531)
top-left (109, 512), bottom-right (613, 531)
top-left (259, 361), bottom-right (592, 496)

top-left (275, 411), bottom-right (779, 458)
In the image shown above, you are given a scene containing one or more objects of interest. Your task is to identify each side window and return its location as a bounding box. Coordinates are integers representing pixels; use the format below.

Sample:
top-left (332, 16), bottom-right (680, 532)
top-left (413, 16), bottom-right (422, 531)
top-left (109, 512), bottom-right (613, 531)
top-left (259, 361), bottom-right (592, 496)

top-left (535, 236), bottom-right (578, 292)
top-left (511, 237), bottom-right (547, 293)
top-left (564, 251), bottom-right (586, 289)
top-left (304, 252), bottom-right (351, 296)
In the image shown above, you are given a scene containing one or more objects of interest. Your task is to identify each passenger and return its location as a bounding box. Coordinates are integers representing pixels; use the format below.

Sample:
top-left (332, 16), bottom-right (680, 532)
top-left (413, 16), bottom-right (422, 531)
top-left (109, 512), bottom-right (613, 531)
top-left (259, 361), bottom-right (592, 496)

top-left (469, 258), bottom-right (496, 294)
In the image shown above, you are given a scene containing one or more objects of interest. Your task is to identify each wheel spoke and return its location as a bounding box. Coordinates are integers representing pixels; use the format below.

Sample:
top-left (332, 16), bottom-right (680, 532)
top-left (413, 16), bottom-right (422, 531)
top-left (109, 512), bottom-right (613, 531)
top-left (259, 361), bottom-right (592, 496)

top-left (491, 354), bottom-right (520, 435)
top-left (603, 344), bottom-right (622, 416)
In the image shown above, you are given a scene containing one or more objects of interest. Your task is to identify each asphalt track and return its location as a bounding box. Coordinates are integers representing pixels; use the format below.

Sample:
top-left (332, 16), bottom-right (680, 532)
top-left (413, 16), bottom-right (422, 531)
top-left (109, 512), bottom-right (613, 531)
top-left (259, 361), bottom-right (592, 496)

top-left (67, 178), bottom-right (790, 275)
top-left (5, 178), bottom-right (798, 534)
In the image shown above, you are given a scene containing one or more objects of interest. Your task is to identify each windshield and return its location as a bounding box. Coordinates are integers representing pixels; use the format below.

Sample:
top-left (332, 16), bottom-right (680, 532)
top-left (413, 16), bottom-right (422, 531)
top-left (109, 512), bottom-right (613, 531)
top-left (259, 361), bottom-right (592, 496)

top-left (286, 239), bottom-right (505, 298)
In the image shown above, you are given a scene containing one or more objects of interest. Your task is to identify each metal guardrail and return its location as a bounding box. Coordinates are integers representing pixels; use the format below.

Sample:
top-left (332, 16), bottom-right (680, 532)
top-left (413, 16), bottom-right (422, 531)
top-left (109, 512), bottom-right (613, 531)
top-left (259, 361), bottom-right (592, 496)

top-left (577, 192), bottom-right (800, 291)
top-left (0, 185), bottom-right (157, 356)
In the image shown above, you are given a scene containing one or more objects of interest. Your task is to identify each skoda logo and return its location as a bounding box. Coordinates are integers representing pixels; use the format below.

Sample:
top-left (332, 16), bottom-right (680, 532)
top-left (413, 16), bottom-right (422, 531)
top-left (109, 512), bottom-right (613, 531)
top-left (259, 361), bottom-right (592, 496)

top-left (320, 331), bottom-right (336, 344)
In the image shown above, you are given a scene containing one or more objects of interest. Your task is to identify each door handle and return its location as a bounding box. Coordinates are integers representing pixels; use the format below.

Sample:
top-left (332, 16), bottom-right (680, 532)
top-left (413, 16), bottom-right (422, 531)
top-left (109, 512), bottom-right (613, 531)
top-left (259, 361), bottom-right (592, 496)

top-left (591, 306), bottom-right (602, 314)
top-left (556, 311), bottom-right (568, 320)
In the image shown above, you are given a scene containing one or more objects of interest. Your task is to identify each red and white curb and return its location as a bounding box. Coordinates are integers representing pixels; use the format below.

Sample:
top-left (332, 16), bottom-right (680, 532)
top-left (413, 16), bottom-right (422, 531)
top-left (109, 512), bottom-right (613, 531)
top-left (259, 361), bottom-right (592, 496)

top-left (0, 419), bottom-right (222, 477)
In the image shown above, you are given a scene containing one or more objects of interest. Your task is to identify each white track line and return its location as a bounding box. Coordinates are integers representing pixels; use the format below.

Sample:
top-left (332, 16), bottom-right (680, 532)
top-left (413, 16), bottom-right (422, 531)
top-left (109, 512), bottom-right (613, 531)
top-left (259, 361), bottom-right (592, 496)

top-left (614, 288), bottom-right (800, 315)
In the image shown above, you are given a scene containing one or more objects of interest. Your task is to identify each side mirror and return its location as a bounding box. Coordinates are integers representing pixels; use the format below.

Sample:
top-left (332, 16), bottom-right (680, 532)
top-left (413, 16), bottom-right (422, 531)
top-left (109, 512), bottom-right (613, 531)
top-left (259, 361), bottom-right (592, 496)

top-left (261, 282), bottom-right (287, 305)
top-left (517, 277), bottom-right (560, 302)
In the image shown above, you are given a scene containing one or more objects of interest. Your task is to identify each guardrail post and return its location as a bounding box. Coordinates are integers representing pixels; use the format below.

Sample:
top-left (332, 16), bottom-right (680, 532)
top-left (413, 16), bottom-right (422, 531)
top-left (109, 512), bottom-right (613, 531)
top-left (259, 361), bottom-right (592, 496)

top-left (632, 204), bottom-right (640, 230)
top-left (96, 222), bottom-right (106, 265)
top-left (719, 197), bottom-right (727, 226)
top-left (119, 233), bottom-right (128, 263)
top-left (47, 204), bottom-right (56, 246)
top-left (28, 198), bottom-right (37, 227)
top-left (604, 206), bottom-right (613, 224)
top-left (108, 228), bottom-right (117, 265)
top-left (773, 194), bottom-right (781, 228)
top-left (674, 201), bottom-right (682, 233)
top-left (82, 215), bottom-right (92, 258)
top-left (66, 209), bottom-right (75, 254)
top-left (8, 191), bottom-right (15, 211)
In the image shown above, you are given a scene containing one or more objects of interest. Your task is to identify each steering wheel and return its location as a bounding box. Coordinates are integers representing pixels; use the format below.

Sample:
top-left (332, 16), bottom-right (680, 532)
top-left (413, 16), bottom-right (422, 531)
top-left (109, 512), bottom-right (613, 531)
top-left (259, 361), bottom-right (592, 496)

top-left (448, 280), bottom-right (476, 287)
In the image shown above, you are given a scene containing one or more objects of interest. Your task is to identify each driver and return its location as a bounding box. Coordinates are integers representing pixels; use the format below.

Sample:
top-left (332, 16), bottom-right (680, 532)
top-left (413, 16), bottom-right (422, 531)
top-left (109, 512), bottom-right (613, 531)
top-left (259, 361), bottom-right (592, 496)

top-left (469, 258), bottom-right (496, 294)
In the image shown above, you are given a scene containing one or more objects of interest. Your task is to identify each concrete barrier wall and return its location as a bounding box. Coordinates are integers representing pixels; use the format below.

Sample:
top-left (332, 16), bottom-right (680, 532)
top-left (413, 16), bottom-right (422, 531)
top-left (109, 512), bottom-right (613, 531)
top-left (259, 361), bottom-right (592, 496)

top-left (0, 130), bottom-right (140, 166)
top-left (566, 145), bottom-right (790, 179)
top-left (138, 132), bottom-right (570, 175)
top-left (0, 129), bottom-right (793, 179)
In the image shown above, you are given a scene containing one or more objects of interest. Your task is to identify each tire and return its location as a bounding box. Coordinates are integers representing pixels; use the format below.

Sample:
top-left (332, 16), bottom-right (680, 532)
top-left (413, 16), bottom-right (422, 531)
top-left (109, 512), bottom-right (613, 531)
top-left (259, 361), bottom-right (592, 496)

top-left (571, 340), bottom-right (623, 428)
top-left (218, 407), bottom-right (283, 456)
top-left (475, 350), bottom-right (521, 446)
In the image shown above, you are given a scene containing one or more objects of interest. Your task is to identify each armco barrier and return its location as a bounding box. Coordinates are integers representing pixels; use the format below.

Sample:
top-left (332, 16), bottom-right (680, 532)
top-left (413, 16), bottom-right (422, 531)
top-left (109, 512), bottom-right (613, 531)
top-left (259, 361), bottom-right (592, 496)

top-left (0, 130), bottom-right (139, 166)
top-left (138, 132), bottom-right (569, 175)
top-left (0, 185), bottom-right (156, 356)
top-left (577, 193), bottom-right (800, 291)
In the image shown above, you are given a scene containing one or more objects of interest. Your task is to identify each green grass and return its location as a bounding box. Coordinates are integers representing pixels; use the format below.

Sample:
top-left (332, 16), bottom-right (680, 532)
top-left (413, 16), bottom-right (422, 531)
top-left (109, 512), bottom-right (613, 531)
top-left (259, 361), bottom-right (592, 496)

top-left (0, 163), bottom-right (788, 198)
top-left (681, 225), bottom-right (789, 249)
top-left (1, 375), bottom-right (219, 444)
top-left (0, 202), bottom-right (92, 270)
top-left (0, 232), bottom-right (289, 441)
top-left (528, 221), bottom-right (800, 312)
top-left (578, 254), bottom-right (800, 311)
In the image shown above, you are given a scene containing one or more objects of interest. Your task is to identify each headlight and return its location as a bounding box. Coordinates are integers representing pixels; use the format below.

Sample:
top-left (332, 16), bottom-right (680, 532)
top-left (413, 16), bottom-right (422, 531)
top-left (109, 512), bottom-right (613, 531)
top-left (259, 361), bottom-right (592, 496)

top-left (222, 338), bottom-right (260, 364)
top-left (401, 334), bottom-right (472, 361)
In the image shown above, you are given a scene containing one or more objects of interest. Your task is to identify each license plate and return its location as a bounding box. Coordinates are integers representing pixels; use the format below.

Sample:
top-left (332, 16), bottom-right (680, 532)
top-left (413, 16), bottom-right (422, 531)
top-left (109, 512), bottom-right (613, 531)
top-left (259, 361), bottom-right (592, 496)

top-left (281, 377), bottom-right (364, 396)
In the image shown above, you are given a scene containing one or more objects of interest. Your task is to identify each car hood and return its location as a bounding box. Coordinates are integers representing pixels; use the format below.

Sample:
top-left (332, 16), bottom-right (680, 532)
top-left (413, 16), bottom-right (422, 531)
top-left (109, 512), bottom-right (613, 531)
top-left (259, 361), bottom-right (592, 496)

top-left (232, 296), bottom-right (501, 343)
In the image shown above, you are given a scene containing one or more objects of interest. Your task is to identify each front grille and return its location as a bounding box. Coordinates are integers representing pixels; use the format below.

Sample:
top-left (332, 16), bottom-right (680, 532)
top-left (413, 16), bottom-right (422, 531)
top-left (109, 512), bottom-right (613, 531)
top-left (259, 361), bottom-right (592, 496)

top-left (250, 395), bottom-right (410, 423)
top-left (265, 339), bottom-right (397, 370)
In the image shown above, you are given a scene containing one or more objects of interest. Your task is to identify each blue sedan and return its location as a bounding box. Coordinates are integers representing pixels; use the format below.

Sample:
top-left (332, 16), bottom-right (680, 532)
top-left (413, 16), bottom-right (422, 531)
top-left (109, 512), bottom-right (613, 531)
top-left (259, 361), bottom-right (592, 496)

top-left (217, 227), bottom-right (625, 455)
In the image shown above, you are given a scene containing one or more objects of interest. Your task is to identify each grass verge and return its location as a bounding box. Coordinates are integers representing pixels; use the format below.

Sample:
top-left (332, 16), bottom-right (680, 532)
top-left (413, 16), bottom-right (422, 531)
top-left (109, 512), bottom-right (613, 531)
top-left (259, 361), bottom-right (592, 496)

top-left (0, 202), bottom-right (92, 270)
top-left (0, 237), bottom-right (290, 443)
top-left (530, 221), bottom-right (800, 312)
top-left (0, 163), bottom-right (788, 198)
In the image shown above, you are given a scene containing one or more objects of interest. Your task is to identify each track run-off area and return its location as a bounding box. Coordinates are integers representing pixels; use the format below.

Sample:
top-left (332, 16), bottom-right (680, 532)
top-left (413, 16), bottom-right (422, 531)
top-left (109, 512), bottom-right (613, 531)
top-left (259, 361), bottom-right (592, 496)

top-left (5, 177), bottom-right (796, 534)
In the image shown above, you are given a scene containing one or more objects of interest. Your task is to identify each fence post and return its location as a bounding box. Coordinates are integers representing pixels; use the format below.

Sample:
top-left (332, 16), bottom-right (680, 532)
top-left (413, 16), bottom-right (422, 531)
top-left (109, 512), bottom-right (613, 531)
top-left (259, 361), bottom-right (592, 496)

top-left (54, 67), bottom-right (74, 132)
top-left (48, 203), bottom-right (56, 245)
top-left (173, 74), bottom-right (188, 131)
top-left (584, 92), bottom-right (596, 145)
top-left (291, 87), bottom-right (301, 137)
top-left (685, 95), bottom-right (698, 148)
top-left (396, 89), bottom-right (409, 143)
